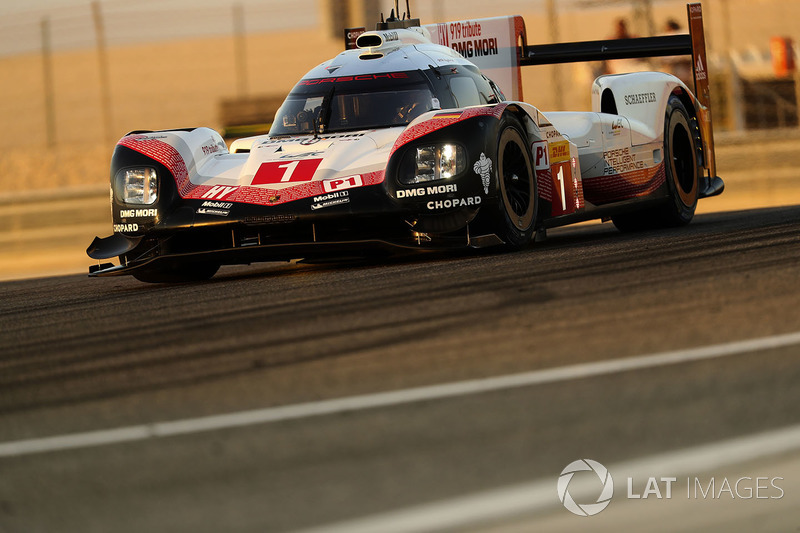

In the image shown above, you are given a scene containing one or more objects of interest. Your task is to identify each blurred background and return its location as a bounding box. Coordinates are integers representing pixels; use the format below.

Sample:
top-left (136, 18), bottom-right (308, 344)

top-left (2, 0), bottom-right (799, 188)
top-left (1, 0), bottom-right (799, 277)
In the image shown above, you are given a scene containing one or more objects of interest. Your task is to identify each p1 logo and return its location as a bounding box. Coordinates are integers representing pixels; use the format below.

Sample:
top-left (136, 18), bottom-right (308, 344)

top-left (323, 175), bottom-right (363, 193)
top-left (532, 141), bottom-right (549, 171)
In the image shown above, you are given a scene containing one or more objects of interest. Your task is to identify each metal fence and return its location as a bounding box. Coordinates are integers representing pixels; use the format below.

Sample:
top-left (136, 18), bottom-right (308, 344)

top-left (0, 0), bottom-right (318, 57)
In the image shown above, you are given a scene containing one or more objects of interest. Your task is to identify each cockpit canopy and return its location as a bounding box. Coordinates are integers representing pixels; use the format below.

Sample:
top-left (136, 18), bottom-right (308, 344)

top-left (270, 65), bottom-right (504, 136)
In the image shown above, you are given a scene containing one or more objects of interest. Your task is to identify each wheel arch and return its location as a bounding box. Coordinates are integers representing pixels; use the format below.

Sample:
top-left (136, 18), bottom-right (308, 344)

top-left (498, 103), bottom-right (537, 139)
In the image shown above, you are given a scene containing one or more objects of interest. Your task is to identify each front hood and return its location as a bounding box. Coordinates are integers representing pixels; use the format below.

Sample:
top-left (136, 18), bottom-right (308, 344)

top-left (192, 128), bottom-right (403, 205)
top-left (118, 127), bottom-right (404, 207)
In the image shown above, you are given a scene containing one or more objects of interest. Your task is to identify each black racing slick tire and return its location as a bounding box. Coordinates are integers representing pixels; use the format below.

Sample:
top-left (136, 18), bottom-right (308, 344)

top-left (612, 95), bottom-right (700, 231)
top-left (488, 115), bottom-right (537, 249)
top-left (132, 261), bottom-right (220, 283)
top-left (661, 95), bottom-right (700, 225)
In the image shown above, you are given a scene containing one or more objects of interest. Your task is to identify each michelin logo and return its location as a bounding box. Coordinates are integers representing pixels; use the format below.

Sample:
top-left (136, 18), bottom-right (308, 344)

top-left (197, 208), bottom-right (230, 216)
top-left (473, 153), bottom-right (492, 194)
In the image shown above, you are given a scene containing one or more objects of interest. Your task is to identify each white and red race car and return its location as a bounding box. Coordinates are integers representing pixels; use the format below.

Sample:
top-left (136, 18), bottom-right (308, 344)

top-left (88, 2), bottom-right (722, 282)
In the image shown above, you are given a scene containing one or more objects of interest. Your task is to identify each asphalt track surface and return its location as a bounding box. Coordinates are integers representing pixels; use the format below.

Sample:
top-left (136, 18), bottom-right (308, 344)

top-left (1, 205), bottom-right (800, 532)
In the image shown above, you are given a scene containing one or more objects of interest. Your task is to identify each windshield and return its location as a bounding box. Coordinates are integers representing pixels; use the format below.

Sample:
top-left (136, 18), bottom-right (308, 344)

top-left (270, 71), bottom-right (435, 135)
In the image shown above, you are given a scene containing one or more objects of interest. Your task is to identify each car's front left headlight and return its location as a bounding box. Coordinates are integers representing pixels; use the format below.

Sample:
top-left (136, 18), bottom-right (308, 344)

top-left (116, 167), bottom-right (158, 205)
top-left (400, 143), bottom-right (466, 185)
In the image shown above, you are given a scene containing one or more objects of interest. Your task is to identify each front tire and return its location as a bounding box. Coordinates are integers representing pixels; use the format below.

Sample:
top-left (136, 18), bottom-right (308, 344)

top-left (487, 115), bottom-right (537, 249)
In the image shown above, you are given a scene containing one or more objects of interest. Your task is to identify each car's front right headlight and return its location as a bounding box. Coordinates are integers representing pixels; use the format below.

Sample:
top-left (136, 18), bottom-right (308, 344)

top-left (116, 167), bottom-right (158, 205)
top-left (399, 143), bottom-right (466, 185)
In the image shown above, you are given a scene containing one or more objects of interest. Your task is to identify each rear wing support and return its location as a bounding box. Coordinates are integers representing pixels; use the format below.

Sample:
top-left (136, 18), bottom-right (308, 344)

top-left (520, 3), bottom-right (721, 198)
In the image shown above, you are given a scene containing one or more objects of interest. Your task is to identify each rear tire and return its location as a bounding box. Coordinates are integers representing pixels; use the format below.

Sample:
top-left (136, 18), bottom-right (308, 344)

top-left (132, 262), bottom-right (220, 283)
top-left (612, 95), bottom-right (700, 231)
top-left (487, 115), bottom-right (537, 249)
top-left (661, 95), bottom-right (700, 225)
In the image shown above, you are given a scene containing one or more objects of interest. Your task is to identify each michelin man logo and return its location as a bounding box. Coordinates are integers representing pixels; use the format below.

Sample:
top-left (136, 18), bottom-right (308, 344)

top-left (473, 153), bottom-right (492, 194)
top-left (557, 459), bottom-right (614, 517)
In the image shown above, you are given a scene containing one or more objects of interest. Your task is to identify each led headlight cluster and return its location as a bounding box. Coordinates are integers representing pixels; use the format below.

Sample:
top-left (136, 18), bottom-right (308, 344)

top-left (400, 144), bottom-right (466, 185)
top-left (116, 167), bottom-right (158, 205)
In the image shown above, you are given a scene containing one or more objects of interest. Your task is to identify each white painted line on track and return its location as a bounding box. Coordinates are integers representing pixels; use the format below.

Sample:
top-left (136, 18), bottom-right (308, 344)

top-left (1, 331), bottom-right (799, 458)
top-left (288, 423), bottom-right (800, 533)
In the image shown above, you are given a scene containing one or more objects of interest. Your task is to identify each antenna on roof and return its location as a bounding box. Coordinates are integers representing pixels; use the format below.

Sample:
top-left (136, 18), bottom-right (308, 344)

top-left (375, 0), bottom-right (420, 30)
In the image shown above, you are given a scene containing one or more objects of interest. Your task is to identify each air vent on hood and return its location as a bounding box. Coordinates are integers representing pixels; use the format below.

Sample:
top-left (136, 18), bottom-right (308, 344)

top-left (356, 34), bottom-right (383, 48)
